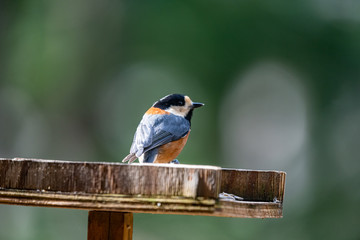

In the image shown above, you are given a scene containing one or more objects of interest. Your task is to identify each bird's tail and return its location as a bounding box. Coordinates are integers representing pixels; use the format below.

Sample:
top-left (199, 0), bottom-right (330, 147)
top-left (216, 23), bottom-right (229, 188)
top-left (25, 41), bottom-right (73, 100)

top-left (122, 153), bottom-right (137, 163)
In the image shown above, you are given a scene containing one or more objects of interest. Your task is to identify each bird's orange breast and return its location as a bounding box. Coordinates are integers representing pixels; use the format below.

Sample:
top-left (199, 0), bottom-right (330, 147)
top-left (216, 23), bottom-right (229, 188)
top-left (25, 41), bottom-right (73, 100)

top-left (154, 131), bottom-right (190, 163)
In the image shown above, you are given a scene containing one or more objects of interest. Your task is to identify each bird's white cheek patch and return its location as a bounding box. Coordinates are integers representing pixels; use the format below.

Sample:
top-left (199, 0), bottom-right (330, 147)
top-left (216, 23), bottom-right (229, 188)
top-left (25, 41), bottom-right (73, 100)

top-left (166, 106), bottom-right (188, 117)
top-left (184, 96), bottom-right (192, 107)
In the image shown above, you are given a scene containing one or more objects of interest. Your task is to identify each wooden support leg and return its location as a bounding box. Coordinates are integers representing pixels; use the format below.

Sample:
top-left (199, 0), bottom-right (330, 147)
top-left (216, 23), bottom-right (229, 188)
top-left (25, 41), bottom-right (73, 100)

top-left (88, 211), bottom-right (133, 240)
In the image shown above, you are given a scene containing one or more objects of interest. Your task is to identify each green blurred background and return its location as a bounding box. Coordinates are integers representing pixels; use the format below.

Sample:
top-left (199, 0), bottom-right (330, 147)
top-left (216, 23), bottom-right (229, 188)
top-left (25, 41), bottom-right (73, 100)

top-left (1, 0), bottom-right (360, 239)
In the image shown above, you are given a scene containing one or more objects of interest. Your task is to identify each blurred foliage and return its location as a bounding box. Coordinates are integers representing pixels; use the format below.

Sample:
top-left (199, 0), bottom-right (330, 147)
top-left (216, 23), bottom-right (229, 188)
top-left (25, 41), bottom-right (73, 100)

top-left (1, 0), bottom-right (360, 239)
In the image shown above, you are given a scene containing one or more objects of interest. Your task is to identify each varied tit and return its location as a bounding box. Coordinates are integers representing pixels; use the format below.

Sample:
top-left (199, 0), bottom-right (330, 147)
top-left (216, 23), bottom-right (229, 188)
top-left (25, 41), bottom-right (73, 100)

top-left (122, 94), bottom-right (204, 164)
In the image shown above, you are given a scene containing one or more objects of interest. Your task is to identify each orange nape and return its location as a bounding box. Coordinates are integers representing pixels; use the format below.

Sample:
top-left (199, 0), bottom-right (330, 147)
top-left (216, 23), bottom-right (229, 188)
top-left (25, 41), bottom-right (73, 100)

top-left (145, 107), bottom-right (170, 115)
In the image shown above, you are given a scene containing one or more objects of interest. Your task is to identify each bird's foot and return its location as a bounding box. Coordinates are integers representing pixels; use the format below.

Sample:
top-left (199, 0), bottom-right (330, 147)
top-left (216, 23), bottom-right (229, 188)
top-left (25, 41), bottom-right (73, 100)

top-left (170, 159), bottom-right (180, 164)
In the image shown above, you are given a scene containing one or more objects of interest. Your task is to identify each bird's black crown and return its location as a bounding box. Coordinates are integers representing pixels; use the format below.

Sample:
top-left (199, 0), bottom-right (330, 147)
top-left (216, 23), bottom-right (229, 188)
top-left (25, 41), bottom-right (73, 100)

top-left (153, 94), bottom-right (185, 109)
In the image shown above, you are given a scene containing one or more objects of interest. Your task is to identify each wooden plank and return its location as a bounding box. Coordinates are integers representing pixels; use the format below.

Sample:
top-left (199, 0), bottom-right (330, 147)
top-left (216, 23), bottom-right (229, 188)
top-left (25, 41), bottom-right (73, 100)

top-left (0, 188), bottom-right (283, 218)
top-left (88, 211), bottom-right (133, 240)
top-left (0, 158), bottom-right (286, 218)
top-left (0, 158), bottom-right (220, 199)
top-left (0, 190), bottom-right (282, 218)
top-left (220, 168), bottom-right (286, 202)
top-left (0, 190), bottom-right (215, 214)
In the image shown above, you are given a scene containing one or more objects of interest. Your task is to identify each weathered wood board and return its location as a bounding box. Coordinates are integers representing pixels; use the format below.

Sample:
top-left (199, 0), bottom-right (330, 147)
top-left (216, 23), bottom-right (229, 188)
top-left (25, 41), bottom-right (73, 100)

top-left (0, 158), bottom-right (220, 199)
top-left (0, 158), bottom-right (286, 218)
top-left (221, 168), bottom-right (286, 202)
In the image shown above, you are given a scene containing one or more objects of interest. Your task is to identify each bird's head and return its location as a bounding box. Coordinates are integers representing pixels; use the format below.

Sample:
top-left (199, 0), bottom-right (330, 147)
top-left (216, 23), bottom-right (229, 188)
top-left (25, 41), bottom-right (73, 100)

top-left (153, 94), bottom-right (204, 122)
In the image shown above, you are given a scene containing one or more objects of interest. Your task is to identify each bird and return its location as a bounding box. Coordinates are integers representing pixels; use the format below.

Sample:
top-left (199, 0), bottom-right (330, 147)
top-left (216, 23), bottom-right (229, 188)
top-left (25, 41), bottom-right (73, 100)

top-left (122, 94), bottom-right (204, 164)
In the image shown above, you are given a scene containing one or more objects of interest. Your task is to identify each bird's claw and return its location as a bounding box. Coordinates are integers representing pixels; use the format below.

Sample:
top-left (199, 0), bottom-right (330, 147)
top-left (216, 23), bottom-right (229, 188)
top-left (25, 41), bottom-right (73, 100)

top-left (170, 159), bottom-right (180, 164)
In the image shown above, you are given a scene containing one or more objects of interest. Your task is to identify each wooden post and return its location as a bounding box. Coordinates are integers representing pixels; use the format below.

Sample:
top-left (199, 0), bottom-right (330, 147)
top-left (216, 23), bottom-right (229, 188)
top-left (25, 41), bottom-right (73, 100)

top-left (88, 211), bottom-right (133, 240)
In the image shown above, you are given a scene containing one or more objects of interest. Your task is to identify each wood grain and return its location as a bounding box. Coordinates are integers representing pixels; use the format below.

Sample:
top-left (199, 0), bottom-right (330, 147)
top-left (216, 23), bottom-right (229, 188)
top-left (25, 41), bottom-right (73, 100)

top-left (215, 200), bottom-right (282, 218)
top-left (88, 211), bottom-right (133, 240)
top-left (88, 211), bottom-right (110, 240)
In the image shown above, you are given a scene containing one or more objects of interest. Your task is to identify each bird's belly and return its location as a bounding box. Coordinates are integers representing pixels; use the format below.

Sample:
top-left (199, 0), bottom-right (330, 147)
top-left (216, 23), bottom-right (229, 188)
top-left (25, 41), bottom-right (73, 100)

top-left (154, 132), bottom-right (190, 163)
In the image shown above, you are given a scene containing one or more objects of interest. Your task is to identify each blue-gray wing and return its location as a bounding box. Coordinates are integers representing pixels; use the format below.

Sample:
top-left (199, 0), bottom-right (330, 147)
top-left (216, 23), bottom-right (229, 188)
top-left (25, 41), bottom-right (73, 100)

top-left (130, 113), bottom-right (190, 158)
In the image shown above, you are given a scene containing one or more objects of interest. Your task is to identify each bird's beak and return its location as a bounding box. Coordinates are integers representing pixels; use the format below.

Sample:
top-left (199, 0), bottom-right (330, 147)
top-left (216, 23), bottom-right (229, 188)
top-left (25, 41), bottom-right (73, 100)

top-left (191, 102), bottom-right (205, 109)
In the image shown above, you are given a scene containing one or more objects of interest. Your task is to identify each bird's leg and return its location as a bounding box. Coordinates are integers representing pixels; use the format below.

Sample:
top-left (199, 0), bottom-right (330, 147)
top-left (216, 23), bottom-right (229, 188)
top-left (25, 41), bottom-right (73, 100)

top-left (170, 159), bottom-right (180, 164)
